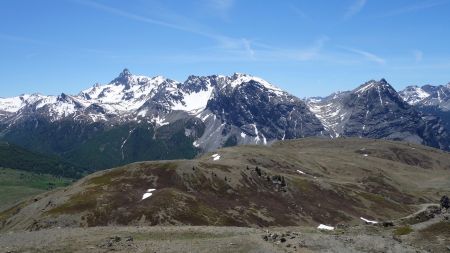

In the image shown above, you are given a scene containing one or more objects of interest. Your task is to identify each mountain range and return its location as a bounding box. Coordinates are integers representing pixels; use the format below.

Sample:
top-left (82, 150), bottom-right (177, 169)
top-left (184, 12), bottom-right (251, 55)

top-left (0, 69), bottom-right (449, 171)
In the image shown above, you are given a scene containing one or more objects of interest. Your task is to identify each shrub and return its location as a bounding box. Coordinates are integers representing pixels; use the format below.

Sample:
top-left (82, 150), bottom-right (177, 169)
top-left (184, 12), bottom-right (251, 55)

top-left (394, 226), bottom-right (413, 236)
top-left (440, 195), bottom-right (449, 210)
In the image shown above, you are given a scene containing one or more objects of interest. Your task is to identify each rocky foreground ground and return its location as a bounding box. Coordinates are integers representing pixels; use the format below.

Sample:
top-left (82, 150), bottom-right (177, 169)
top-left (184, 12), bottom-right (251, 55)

top-left (1, 207), bottom-right (449, 253)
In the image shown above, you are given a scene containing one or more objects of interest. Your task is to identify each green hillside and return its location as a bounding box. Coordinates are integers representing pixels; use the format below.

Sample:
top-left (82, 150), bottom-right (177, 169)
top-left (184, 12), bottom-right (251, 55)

top-left (0, 168), bottom-right (72, 211)
top-left (2, 119), bottom-right (203, 172)
top-left (0, 141), bottom-right (86, 178)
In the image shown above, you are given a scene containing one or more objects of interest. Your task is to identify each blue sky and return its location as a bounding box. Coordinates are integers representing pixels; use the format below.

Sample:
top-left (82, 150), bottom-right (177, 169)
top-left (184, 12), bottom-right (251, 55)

top-left (1, 0), bottom-right (450, 98)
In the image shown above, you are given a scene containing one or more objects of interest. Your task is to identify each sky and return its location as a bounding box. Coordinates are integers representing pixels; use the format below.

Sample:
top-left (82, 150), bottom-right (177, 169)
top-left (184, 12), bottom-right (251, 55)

top-left (1, 0), bottom-right (450, 98)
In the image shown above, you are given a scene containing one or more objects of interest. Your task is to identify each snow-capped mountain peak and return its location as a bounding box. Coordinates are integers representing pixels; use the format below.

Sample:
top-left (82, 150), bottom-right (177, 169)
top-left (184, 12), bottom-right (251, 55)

top-left (400, 83), bottom-right (450, 111)
top-left (229, 73), bottom-right (284, 95)
top-left (306, 78), bottom-right (450, 151)
top-left (0, 93), bottom-right (52, 113)
top-left (399, 85), bottom-right (431, 105)
top-left (0, 95), bottom-right (30, 113)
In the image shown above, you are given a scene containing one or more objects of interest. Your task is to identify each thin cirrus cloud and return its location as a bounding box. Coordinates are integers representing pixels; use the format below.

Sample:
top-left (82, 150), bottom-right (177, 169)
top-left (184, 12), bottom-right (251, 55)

top-left (72, 0), bottom-right (216, 40)
top-left (382, 0), bottom-right (449, 17)
top-left (72, 0), bottom-right (249, 52)
top-left (289, 4), bottom-right (310, 20)
top-left (340, 47), bottom-right (386, 65)
top-left (72, 0), bottom-right (327, 63)
top-left (344, 0), bottom-right (367, 19)
top-left (0, 33), bottom-right (117, 58)
top-left (0, 33), bottom-right (51, 46)
top-left (160, 36), bottom-right (329, 63)
top-left (208, 0), bottom-right (234, 12)
top-left (230, 36), bottom-right (329, 62)
top-left (201, 0), bottom-right (235, 20)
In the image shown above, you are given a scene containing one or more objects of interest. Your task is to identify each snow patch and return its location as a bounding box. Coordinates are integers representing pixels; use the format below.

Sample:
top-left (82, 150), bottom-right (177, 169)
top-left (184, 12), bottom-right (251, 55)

top-left (377, 86), bottom-right (383, 106)
top-left (360, 217), bottom-right (378, 224)
top-left (211, 153), bottom-right (221, 160)
top-left (211, 153), bottom-right (220, 161)
top-left (137, 109), bottom-right (147, 117)
top-left (172, 86), bottom-right (213, 113)
top-left (153, 116), bottom-right (169, 126)
top-left (296, 170), bottom-right (306, 175)
top-left (200, 113), bottom-right (211, 121)
top-left (355, 81), bottom-right (377, 94)
top-left (142, 189), bottom-right (156, 200)
top-left (317, 224), bottom-right (334, 230)
top-left (306, 97), bottom-right (345, 137)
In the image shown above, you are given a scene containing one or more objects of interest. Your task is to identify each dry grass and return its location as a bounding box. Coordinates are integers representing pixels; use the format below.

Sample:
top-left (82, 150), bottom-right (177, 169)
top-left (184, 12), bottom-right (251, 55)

top-left (2, 137), bottom-right (450, 231)
top-left (394, 226), bottom-right (413, 236)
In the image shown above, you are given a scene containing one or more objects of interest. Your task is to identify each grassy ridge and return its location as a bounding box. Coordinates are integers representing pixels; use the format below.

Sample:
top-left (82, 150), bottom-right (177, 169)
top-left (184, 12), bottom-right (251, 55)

top-left (0, 167), bottom-right (72, 211)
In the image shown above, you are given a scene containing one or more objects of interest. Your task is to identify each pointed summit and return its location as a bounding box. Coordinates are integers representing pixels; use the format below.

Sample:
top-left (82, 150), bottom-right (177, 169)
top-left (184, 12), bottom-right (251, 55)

top-left (354, 79), bottom-right (394, 94)
top-left (119, 68), bottom-right (132, 78)
top-left (111, 68), bottom-right (133, 88)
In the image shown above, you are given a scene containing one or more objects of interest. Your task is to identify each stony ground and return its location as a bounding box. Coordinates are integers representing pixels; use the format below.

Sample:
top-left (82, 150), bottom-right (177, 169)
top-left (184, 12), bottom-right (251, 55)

top-left (1, 209), bottom-right (449, 253)
top-left (0, 226), bottom-right (280, 253)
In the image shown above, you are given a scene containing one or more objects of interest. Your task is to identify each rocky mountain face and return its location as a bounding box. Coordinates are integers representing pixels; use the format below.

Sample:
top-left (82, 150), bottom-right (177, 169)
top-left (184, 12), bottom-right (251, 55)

top-left (306, 79), bottom-right (450, 150)
top-left (399, 84), bottom-right (450, 129)
top-left (0, 69), bottom-right (326, 170)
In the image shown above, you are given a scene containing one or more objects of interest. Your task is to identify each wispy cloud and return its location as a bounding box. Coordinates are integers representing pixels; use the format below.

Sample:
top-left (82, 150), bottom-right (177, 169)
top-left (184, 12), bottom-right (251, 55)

top-left (241, 38), bottom-right (255, 58)
top-left (165, 36), bottom-right (330, 63)
top-left (0, 32), bottom-right (116, 58)
top-left (235, 36), bottom-right (328, 62)
top-left (0, 33), bottom-right (50, 46)
top-left (382, 0), bottom-right (449, 17)
top-left (344, 0), bottom-right (367, 19)
top-left (208, 0), bottom-right (234, 13)
top-left (73, 0), bottom-right (214, 39)
top-left (198, 0), bottom-right (235, 20)
top-left (72, 0), bottom-right (250, 51)
top-left (413, 50), bottom-right (423, 63)
top-left (341, 47), bottom-right (386, 65)
top-left (289, 4), bottom-right (309, 20)
top-left (392, 62), bottom-right (450, 71)
top-left (72, 0), bottom-right (328, 63)
top-left (289, 36), bottom-right (329, 61)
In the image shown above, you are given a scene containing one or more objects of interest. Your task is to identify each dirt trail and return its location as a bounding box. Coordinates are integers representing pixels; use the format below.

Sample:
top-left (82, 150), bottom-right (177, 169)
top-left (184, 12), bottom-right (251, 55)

top-left (400, 203), bottom-right (439, 220)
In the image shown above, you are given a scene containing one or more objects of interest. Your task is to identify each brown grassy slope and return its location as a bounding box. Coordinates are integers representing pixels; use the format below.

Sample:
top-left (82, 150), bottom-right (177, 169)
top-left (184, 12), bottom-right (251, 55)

top-left (1, 137), bottom-right (449, 231)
